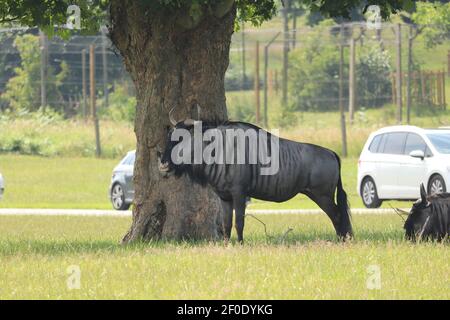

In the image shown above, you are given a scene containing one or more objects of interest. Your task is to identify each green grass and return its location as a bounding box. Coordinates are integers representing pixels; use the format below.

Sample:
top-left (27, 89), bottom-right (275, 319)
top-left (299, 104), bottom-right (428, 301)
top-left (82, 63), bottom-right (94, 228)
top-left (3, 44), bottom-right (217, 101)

top-left (0, 154), bottom-right (412, 209)
top-left (0, 214), bottom-right (448, 299)
top-left (0, 155), bottom-right (117, 209)
top-left (0, 117), bottom-right (135, 158)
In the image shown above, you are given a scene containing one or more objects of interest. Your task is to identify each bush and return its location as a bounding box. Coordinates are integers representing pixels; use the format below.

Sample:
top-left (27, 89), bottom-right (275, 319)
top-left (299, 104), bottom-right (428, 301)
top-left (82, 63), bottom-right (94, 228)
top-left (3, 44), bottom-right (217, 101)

top-left (289, 39), bottom-right (393, 111)
top-left (356, 46), bottom-right (392, 108)
top-left (289, 40), bottom-right (343, 112)
top-left (98, 83), bottom-right (136, 123)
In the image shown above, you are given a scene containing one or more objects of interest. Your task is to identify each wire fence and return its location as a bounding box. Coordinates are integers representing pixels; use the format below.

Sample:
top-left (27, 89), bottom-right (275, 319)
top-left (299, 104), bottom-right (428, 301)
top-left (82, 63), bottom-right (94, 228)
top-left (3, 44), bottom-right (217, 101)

top-left (0, 22), bottom-right (448, 123)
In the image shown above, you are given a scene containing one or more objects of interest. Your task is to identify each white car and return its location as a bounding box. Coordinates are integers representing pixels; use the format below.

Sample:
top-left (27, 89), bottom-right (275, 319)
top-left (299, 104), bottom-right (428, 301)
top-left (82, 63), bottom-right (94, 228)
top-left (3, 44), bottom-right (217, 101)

top-left (357, 126), bottom-right (450, 208)
top-left (0, 173), bottom-right (4, 200)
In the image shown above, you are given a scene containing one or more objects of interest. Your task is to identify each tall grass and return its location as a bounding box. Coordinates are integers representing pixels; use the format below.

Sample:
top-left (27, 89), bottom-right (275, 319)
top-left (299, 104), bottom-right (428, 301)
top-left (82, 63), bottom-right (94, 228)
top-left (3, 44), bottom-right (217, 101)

top-left (0, 116), bottom-right (135, 158)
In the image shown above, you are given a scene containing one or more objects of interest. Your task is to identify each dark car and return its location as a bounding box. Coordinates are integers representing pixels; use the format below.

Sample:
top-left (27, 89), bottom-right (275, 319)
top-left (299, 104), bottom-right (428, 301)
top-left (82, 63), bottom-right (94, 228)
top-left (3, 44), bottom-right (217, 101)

top-left (109, 150), bottom-right (135, 210)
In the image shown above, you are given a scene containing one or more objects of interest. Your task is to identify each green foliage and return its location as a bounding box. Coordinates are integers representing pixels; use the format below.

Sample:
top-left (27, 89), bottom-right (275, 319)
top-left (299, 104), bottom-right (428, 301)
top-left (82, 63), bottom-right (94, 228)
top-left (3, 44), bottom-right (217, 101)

top-left (356, 45), bottom-right (392, 108)
top-left (1, 34), bottom-right (68, 113)
top-left (99, 83), bottom-right (136, 123)
top-left (0, 0), bottom-right (419, 36)
top-left (288, 25), bottom-right (343, 112)
top-left (289, 34), bottom-right (393, 112)
top-left (412, 2), bottom-right (450, 48)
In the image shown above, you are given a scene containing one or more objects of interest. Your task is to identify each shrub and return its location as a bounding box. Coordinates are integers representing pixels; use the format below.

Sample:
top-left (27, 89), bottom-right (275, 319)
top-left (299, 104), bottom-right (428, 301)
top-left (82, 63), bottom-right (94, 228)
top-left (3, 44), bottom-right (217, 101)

top-left (356, 46), bottom-right (392, 108)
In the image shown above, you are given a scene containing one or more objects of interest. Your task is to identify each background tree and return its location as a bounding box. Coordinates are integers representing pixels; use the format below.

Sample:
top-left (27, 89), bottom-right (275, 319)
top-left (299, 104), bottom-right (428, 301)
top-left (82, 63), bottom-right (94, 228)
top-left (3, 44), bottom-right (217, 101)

top-left (0, 0), bottom-right (416, 243)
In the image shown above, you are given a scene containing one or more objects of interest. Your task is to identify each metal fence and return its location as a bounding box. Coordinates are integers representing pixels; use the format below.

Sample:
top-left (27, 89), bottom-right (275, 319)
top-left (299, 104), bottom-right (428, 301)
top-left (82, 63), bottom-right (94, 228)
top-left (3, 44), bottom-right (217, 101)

top-left (0, 22), bottom-right (448, 123)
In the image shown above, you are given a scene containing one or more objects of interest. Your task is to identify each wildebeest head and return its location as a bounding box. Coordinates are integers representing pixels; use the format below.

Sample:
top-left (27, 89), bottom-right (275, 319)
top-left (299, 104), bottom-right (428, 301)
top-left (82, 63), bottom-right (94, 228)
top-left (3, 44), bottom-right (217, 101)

top-left (157, 105), bottom-right (198, 175)
top-left (404, 184), bottom-right (432, 241)
top-left (404, 183), bottom-right (450, 242)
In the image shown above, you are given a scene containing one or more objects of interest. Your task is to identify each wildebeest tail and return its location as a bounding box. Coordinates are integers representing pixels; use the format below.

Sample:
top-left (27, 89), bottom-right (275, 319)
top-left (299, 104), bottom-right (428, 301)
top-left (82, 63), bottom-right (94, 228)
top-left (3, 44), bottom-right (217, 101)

top-left (334, 152), bottom-right (353, 238)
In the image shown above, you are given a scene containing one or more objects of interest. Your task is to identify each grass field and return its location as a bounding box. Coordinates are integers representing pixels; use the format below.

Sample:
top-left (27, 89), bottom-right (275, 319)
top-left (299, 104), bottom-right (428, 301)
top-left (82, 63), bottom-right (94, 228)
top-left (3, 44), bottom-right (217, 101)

top-left (0, 214), bottom-right (448, 299)
top-left (0, 154), bottom-right (411, 210)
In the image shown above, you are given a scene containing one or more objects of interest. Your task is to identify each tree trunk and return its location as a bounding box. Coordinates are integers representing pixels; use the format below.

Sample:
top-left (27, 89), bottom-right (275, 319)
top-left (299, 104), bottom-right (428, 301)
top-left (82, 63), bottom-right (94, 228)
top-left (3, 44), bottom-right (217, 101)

top-left (109, 1), bottom-right (236, 242)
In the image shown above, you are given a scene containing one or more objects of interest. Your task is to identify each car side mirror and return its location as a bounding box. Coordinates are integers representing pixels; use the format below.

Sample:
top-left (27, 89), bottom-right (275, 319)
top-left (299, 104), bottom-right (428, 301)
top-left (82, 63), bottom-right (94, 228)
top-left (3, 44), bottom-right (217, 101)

top-left (409, 150), bottom-right (425, 160)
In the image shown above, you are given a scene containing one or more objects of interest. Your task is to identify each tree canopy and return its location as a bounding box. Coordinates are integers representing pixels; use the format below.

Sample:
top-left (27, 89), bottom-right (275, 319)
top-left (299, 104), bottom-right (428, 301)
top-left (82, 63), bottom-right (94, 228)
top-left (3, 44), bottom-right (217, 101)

top-left (0, 0), bottom-right (419, 34)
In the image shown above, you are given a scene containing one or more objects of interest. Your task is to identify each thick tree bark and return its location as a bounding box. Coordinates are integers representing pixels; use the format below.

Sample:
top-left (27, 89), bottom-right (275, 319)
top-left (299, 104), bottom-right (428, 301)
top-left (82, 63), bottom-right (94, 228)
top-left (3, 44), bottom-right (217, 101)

top-left (109, 1), bottom-right (236, 242)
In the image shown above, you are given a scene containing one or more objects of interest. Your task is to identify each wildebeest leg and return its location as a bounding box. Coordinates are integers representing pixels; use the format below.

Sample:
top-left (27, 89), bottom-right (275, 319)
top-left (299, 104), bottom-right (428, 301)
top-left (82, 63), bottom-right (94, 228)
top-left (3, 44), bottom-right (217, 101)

top-left (307, 193), bottom-right (342, 239)
top-left (233, 195), bottom-right (247, 244)
top-left (220, 199), bottom-right (233, 243)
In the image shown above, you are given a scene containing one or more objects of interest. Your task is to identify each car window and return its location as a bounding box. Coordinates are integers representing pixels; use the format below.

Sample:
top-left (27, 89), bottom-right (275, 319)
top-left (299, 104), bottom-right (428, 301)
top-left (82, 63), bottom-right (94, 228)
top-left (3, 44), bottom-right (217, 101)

top-left (128, 153), bottom-right (135, 166)
top-left (404, 133), bottom-right (427, 155)
top-left (369, 134), bottom-right (382, 153)
top-left (382, 132), bottom-right (407, 154)
top-left (427, 133), bottom-right (450, 154)
top-left (425, 146), bottom-right (433, 157)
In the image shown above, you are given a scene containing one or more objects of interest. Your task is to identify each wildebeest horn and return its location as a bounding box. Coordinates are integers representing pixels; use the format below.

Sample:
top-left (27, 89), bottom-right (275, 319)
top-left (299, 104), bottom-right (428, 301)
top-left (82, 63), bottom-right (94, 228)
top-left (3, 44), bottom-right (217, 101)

top-left (169, 106), bottom-right (178, 126)
top-left (196, 103), bottom-right (201, 120)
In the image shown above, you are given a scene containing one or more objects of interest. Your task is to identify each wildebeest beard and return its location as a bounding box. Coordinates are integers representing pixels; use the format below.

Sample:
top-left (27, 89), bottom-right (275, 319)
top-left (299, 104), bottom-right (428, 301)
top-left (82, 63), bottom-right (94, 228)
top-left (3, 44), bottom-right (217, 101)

top-left (404, 184), bottom-right (450, 242)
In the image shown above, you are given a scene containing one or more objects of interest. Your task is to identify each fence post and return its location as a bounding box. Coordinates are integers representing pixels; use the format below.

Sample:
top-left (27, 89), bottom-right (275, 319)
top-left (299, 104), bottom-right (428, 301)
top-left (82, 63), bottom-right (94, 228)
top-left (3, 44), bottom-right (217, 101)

top-left (442, 70), bottom-right (446, 110)
top-left (102, 28), bottom-right (109, 109)
top-left (263, 32), bottom-right (281, 128)
top-left (39, 30), bottom-right (47, 112)
top-left (447, 50), bottom-right (450, 76)
top-left (282, 2), bottom-right (290, 107)
top-left (241, 22), bottom-right (247, 89)
top-left (339, 24), bottom-right (348, 157)
top-left (90, 44), bottom-right (102, 157)
top-left (395, 23), bottom-right (402, 124)
top-left (348, 34), bottom-right (356, 124)
top-left (82, 49), bottom-right (87, 120)
top-left (255, 41), bottom-right (260, 125)
top-left (406, 25), bottom-right (413, 124)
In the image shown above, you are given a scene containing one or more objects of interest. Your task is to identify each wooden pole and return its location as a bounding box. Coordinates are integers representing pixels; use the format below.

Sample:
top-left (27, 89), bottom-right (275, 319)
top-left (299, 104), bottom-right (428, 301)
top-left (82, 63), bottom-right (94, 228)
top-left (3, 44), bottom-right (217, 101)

top-left (437, 71), bottom-right (442, 108)
top-left (255, 41), bottom-right (260, 124)
top-left (348, 35), bottom-right (356, 124)
top-left (396, 23), bottom-right (402, 124)
top-left (39, 30), bottom-right (47, 112)
top-left (420, 71), bottom-right (426, 102)
top-left (241, 22), bottom-right (247, 89)
top-left (406, 25), bottom-right (413, 124)
top-left (102, 28), bottom-right (109, 109)
top-left (268, 70), bottom-right (273, 97)
top-left (90, 45), bottom-right (101, 157)
top-left (263, 32), bottom-right (281, 128)
top-left (339, 25), bottom-right (348, 157)
top-left (282, 1), bottom-right (290, 107)
top-left (391, 73), bottom-right (396, 105)
top-left (82, 49), bottom-right (87, 120)
top-left (442, 70), bottom-right (446, 110)
top-left (447, 50), bottom-right (450, 76)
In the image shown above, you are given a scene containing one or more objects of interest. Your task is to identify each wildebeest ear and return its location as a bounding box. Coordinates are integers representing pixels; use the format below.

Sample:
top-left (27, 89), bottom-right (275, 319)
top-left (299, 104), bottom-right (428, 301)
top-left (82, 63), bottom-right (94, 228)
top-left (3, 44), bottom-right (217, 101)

top-left (420, 183), bottom-right (427, 203)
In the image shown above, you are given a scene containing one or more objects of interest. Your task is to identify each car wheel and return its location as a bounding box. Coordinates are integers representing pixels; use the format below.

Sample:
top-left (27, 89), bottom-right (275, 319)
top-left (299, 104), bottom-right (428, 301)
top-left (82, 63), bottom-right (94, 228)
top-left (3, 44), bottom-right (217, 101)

top-left (428, 175), bottom-right (446, 195)
top-left (361, 177), bottom-right (382, 208)
top-left (111, 183), bottom-right (130, 211)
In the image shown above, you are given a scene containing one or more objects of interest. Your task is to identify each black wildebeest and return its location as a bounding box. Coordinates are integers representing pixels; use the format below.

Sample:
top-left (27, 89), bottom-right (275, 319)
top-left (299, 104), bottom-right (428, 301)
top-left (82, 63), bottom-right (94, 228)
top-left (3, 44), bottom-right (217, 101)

top-left (158, 109), bottom-right (353, 243)
top-left (403, 184), bottom-right (450, 242)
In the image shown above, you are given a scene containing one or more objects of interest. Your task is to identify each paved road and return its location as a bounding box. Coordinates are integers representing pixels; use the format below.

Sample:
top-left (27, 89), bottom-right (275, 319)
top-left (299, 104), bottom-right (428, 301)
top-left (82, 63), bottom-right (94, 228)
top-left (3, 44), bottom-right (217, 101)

top-left (0, 208), bottom-right (405, 216)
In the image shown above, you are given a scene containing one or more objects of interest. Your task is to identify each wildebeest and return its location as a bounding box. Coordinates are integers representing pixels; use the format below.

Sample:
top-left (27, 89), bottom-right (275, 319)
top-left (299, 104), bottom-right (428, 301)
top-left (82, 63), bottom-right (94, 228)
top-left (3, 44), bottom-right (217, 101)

top-left (158, 109), bottom-right (353, 243)
top-left (404, 184), bottom-right (450, 242)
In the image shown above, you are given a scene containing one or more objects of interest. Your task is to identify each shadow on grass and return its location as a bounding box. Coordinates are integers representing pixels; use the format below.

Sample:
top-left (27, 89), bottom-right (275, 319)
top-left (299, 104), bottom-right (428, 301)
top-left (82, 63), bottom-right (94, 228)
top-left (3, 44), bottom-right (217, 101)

top-left (0, 229), bottom-right (411, 256)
